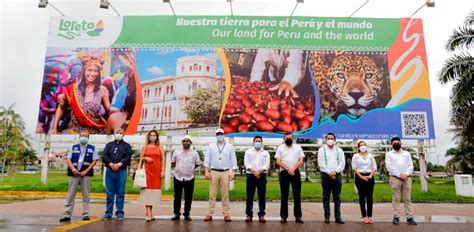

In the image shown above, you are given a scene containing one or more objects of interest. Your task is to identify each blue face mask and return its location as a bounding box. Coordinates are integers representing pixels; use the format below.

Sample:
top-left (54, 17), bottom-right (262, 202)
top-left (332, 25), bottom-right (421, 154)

top-left (79, 137), bottom-right (88, 144)
top-left (254, 142), bottom-right (262, 149)
top-left (216, 135), bottom-right (225, 142)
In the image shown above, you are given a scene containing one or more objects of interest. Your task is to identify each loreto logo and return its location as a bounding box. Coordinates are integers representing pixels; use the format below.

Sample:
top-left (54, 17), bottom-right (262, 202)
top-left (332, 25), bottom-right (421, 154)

top-left (58, 19), bottom-right (104, 40)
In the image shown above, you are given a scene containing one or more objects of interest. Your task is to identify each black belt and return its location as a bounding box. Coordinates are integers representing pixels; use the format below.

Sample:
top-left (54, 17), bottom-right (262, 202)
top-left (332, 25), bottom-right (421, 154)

top-left (360, 173), bottom-right (371, 176)
top-left (211, 169), bottom-right (229, 172)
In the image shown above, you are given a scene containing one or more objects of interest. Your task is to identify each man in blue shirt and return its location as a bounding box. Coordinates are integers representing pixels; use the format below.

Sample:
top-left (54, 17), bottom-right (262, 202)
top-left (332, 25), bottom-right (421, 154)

top-left (60, 131), bottom-right (98, 222)
top-left (203, 128), bottom-right (237, 222)
top-left (101, 128), bottom-right (132, 220)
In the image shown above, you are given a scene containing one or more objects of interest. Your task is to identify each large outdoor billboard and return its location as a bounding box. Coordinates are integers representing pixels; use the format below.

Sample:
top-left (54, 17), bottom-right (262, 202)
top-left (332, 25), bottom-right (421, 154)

top-left (36, 16), bottom-right (435, 139)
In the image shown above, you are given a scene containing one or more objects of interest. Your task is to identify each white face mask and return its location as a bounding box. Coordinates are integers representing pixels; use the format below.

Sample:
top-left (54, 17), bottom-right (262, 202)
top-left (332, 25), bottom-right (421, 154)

top-left (115, 133), bottom-right (123, 141)
top-left (326, 139), bottom-right (335, 146)
top-left (359, 146), bottom-right (368, 153)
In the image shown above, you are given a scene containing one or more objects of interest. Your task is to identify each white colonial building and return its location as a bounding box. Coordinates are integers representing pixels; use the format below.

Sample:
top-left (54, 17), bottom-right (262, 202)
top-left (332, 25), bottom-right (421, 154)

top-left (138, 55), bottom-right (224, 135)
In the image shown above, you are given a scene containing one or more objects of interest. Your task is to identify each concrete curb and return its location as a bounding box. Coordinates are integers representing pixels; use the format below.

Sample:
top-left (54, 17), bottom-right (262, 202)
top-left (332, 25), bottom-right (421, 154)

top-left (0, 191), bottom-right (174, 200)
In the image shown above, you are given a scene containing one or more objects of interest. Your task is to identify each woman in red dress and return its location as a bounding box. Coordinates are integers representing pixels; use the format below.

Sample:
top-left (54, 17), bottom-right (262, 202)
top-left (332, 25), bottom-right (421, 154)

top-left (139, 130), bottom-right (165, 221)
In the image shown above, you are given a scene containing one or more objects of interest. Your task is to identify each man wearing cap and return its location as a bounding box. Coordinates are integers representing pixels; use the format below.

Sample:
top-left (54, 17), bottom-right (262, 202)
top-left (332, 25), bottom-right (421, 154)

top-left (60, 131), bottom-right (98, 222)
top-left (203, 128), bottom-right (238, 222)
top-left (170, 135), bottom-right (202, 221)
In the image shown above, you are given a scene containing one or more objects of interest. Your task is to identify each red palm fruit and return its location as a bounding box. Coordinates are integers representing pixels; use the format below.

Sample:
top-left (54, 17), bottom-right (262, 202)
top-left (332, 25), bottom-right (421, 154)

top-left (292, 121), bottom-right (298, 131)
top-left (304, 115), bottom-right (314, 122)
top-left (233, 101), bottom-right (243, 110)
top-left (299, 118), bottom-right (312, 130)
top-left (294, 109), bottom-right (305, 120)
top-left (296, 103), bottom-right (305, 110)
top-left (223, 125), bottom-right (236, 134)
top-left (265, 109), bottom-right (280, 120)
top-left (223, 107), bottom-right (234, 114)
top-left (243, 99), bottom-right (252, 107)
top-left (283, 115), bottom-right (292, 124)
top-left (253, 112), bottom-right (266, 122)
top-left (239, 113), bottom-right (252, 124)
top-left (268, 99), bottom-right (280, 109)
top-left (257, 121), bottom-right (275, 132)
top-left (235, 88), bottom-right (246, 95)
top-left (230, 117), bottom-right (240, 127)
top-left (238, 124), bottom-right (249, 132)
top-left (245, 107), bottom-right (256, 116)
top-left (277, 122), bottom-right (293, 132)
top-left (281, 108), bottom-right (291, 117)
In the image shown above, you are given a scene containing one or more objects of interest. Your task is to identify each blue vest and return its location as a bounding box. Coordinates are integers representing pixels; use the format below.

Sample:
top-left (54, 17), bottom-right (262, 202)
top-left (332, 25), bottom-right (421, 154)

top-left (67, 144), bottom-right (95, 177)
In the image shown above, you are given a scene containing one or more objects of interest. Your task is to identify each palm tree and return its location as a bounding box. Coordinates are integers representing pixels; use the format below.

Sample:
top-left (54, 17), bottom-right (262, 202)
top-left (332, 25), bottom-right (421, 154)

top-left (445, 142), bottom-right (474, 174)
top-left (439, 11), bottom-right (474, 144)
top-left (19, 148), bottom-right (37, 171)
top-left (0, 103), bottom-right (28, 173)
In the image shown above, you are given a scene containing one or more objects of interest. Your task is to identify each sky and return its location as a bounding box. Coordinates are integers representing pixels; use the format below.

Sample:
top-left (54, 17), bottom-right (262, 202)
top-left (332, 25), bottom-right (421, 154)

top-left (136, 48), bottom-right (223, 81)
top-left (1, 0), bottom-right (473, 165)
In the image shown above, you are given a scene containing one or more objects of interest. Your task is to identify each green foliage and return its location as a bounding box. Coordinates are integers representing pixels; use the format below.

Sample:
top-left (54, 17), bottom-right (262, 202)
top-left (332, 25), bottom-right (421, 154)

top-left (445, 142), bottom-right (474, 174)
top-left (184, 87), bottom-right (223, 125)
top-left (0, 103), bottom-right (33, 170)
top-left (439, 11), bottom-right (474, 145)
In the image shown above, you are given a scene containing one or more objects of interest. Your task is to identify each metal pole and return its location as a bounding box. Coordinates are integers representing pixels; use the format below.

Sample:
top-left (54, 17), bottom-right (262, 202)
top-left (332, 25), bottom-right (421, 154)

top-left (229, 136), bottom-right (234, 191)
top-left (418, 139), bottom-right (428, 192)
top-left (41, 134), bottom-right (50, 185)
top-left (164, 136), bottom-right (172, 190)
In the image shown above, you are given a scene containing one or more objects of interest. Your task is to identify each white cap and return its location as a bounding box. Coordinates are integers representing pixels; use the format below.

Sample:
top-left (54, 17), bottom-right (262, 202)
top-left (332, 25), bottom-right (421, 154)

top-left (182, 135), bottom-right (192, 141)
top-left (216, 128), bottom-right (224, 134)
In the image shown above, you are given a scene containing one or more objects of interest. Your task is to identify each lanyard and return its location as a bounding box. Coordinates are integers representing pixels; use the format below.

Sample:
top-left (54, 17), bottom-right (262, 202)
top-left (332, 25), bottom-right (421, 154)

top-left (324, 146), bottom-right (340, 166)
top-left (217, 143), bottom-right (226, 154)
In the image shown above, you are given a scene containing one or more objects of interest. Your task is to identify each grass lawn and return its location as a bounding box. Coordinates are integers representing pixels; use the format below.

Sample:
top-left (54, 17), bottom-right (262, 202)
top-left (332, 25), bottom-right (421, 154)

top-left (0, 173), bottom-right (473, 203)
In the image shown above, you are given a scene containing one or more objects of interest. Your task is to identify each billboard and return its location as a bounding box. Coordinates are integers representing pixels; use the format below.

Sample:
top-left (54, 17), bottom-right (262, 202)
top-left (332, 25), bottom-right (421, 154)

top-left (37, 16), bottom-right (435, 139)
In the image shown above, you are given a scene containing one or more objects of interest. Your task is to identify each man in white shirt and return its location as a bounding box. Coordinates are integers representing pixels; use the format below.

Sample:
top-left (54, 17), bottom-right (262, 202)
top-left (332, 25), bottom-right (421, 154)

top-left (317, 133), bottom-right (345, 224)
top-left (385, 137), bottom-right (417, 226)
top-left (244, 136), bottom-right (270, 223)
top-left (203, 128), bottom-right (238, 222)
top-left (275, 132), bottom-right (305, 224)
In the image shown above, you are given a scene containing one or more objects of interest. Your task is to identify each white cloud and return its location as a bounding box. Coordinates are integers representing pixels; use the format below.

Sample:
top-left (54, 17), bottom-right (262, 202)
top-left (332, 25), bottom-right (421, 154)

top-left (147, 66), bottom-right (166, 76)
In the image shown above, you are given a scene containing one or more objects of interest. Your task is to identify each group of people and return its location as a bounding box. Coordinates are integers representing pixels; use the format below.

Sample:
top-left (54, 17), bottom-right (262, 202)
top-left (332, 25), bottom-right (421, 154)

top-left (59, 128), bottom-right (417, 226)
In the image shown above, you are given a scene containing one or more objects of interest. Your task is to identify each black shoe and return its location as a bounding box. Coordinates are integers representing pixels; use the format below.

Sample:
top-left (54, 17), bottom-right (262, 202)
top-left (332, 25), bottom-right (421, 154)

top-left (184, 215), bottom-right (192, 221)
top-left (407, 218), bottom-right (418, 225)
top-left (171, 215), bottom-right (180, 221)
top-left (324, 218), bottom-right (330, 224)
top-left (392, 217), bottom-right (400, 225)
top-left (295, 217), bottom-right (304, 224)
top-left (59, 217), bottom-right (71, 222)
top-left (280, 218), bottom-right (287, 223)
top-left (82, 215), bottom-right (90, 221)
top-left (335, 218), bottom-right (345, 224)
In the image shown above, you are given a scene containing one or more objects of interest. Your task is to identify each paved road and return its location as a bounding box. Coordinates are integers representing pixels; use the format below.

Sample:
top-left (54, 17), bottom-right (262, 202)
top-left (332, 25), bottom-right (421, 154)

top-left (0, 199), bottom-right (473, 231)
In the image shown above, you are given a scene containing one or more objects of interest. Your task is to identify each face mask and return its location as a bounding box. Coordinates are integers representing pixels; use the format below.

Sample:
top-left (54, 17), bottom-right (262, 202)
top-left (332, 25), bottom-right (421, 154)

top-left (115, 133), bottom-right (123, 141)
top-left (183, 143), bottom-right (191, 149)
top-left (284, 139), bottom-right (293, 146)
top-left (79, 137), bottom-right (88, 144)
top-left (359, 145), bottom-right (368, 153)
top-left (149, 135), bottom-right (157, 142)
top-left (216, 135), bottom-right (225, 142)
top-left (254, 142), bottom-right (262, 149)
top-left (326, 139), bottom-right (335, 146)
top-left (393, 144), bottom-right (401, 151)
